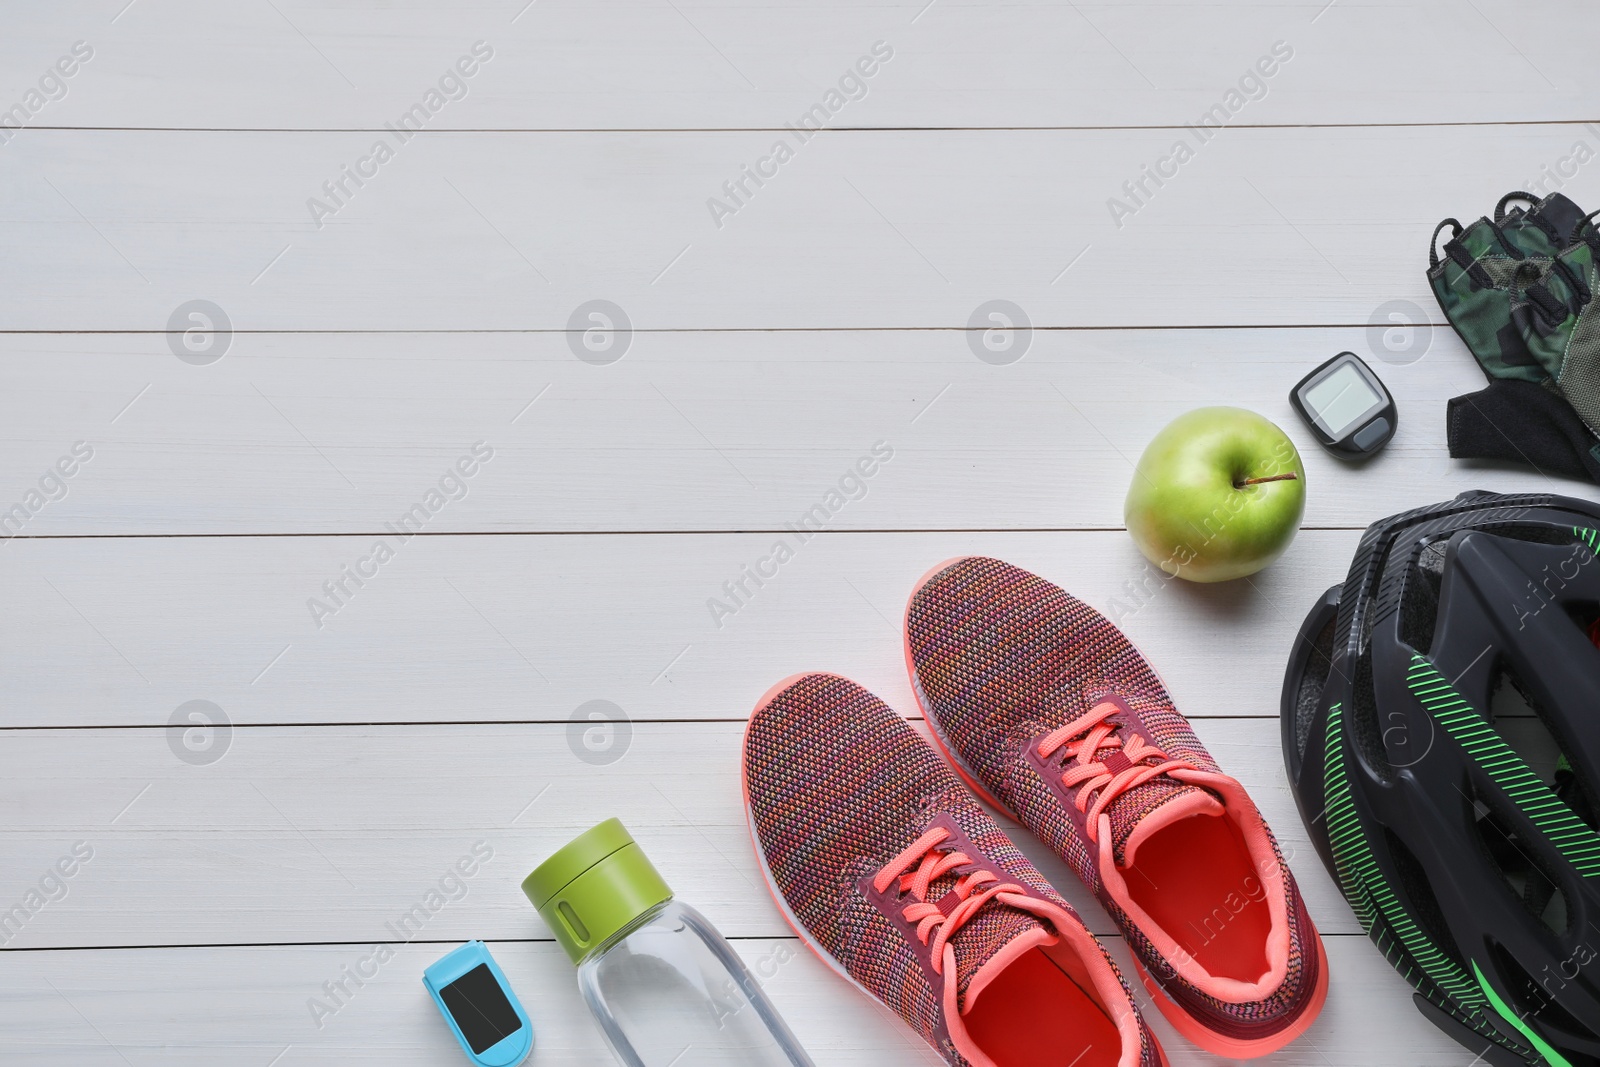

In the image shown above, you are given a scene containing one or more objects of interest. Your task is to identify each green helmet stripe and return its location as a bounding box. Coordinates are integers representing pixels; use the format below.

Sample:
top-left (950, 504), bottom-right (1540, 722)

top-left (1474, 961), bottom-right (1573, 1067)
top-left (1406, 655), bottom-right (1600, 876)
top-left (1323, 701), bottom-right (1486, 1011)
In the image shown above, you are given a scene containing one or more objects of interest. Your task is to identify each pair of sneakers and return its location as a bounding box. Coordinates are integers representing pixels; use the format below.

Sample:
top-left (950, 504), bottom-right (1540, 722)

top-left (742, 557), bottom-right (1328, 1067)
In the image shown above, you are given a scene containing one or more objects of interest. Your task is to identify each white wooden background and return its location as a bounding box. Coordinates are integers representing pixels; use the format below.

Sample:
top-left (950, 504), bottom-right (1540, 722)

top-left (5, 1), bottom-right (1600, 1063)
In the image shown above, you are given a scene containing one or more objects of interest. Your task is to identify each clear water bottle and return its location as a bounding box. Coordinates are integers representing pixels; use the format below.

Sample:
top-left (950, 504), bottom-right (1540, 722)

top-left (524, 819), bottom-right (814, 1067)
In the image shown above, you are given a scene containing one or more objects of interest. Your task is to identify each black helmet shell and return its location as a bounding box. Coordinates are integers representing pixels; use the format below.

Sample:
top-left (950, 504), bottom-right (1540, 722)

top-left (1283, 491), bottom-right (1600, 1066)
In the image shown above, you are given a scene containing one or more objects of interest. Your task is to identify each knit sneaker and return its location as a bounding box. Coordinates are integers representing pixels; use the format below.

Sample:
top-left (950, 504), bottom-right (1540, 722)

top-left (742, 673), bottom-right (1166, 1067)
top-left (904, 558), bottom-right (1329, 1059)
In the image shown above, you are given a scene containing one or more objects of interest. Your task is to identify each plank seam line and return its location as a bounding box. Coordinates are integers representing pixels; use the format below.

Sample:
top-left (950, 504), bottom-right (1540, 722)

top-left (14, 119), bottom-right (1600, 133)
top-left (0, 932), bottom-right (1373, 953)
top-left (0, 526), bottom-right (1373, 541)
top-left (0, 324), bottom-right (1446, 335)
top-left (0, 714), bottom-right (1299, 732)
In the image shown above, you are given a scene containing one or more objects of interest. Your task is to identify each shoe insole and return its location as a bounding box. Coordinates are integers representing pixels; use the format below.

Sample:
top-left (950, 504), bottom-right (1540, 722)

top-left (964, 947), bottom-right (1123, 1067)
top-left (1124, 813), bottom-right (1271, 982)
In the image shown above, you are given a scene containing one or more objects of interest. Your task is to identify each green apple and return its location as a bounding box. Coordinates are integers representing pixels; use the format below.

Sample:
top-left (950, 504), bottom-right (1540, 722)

top-left (1124, 407), bottom-right (1306, 583)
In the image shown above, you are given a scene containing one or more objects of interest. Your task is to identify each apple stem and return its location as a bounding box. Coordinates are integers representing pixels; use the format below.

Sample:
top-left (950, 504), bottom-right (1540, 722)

top-left (1235, 472), bottom-right (1299, 488)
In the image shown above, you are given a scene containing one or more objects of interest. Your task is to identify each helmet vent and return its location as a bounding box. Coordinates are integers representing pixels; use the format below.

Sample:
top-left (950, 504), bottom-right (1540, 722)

top-left (1568, 602), bottom-right (1600, 652)
top-left (1486, 940), bottom-right (1600, 1055)
top-left (1418, 539), bottom-right (1452, 571)
top-left (1356, 594), bottom-right (1375, 656)
top-left (1382, 825), bottom-right (1468, 969)
top-left (1398, 556), bottom-right (1445, 656)
top-left (1350, 650), bottom-right (1396, 784)
top-left (1489, 666), bottom-right (1560, 762)
top-left (1490, 659), bottom-right (1598, 836)
top-left (1479, 522), bottom-right (1578, 547)
top-left (1294, 608), bottom-right (1338, 759)
top-left (1469, 780), bottom-right (1570, 936)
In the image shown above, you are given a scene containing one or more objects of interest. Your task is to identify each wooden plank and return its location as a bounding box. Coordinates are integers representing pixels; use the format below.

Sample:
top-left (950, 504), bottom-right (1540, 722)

top-left (1, 530), bottom-right (1360, 727)
top-left (0, 937), bottom-right (1465, 1064)
top-left (3, 329), bottom-right (1593, 537)
top-left (0, 937), bottom-right (932, 1066)
top-left (0, 719), bottom-right (1354, 948)
top-left (2, 6), bottom-right (1575, 1066)
top-left (5, 124), bottom-right (1600, 331)
top-left (3, 1), bottom-right (1596, 130)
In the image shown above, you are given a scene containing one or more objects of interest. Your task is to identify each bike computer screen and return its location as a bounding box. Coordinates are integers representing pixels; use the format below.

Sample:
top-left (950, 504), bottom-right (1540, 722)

top-left (1290, 351), bottom-right (1397, 459)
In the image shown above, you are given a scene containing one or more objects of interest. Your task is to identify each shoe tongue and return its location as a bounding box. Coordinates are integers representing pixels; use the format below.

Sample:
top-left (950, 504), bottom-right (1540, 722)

top-left (1107, 777), bottom-right (1225, 868)
top-left (951, 903), bottom-right (1055, 1014)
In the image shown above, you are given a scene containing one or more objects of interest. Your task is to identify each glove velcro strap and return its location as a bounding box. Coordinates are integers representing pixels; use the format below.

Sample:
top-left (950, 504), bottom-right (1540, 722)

top-left (1429, 217), bottom-right (1463, 271)
top-left (1445, 238), bottom-right (1494, 290)
top-left (1525, 282), bottom-right (1568, 328)
top-left (1551, 254), bottom-right (1593, 308)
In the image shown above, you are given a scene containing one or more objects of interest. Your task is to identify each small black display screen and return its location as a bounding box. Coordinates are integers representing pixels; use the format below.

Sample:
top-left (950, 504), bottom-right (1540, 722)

top-left (440, 964), bottom-right (522, 1054)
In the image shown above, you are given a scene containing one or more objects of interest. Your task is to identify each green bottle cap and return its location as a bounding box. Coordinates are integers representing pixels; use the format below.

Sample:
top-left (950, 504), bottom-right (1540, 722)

top-left (523, 818), bottom-right (673, 964)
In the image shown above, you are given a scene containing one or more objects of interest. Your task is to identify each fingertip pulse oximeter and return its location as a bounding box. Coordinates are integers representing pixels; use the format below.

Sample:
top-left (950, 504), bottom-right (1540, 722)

top-left (423, 941), bottom-right (534, 1066)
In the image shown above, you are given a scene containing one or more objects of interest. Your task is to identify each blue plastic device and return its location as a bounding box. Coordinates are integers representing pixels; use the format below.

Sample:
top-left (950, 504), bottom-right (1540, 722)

top-left (422, 941), bottom-right (534, 1066)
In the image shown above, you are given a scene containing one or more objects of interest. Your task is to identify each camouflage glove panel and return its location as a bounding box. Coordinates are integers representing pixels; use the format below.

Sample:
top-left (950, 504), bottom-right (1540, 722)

top-left (1427, 192), bottom-right (1593, 385)
top-left (1429, 191), bottom-right (1600, 481)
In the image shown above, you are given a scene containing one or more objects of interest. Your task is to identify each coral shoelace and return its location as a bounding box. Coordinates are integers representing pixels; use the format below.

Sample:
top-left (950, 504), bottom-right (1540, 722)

top-left (872, 827), bottom-right (1024, 976)
top-left (1037, 700), bottom-right (1195, 844)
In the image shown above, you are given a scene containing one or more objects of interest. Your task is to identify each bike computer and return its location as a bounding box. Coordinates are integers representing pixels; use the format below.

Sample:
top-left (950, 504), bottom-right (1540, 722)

top-left (1290, 351), bottom-right (1397, 459)
top-left (423, 941), bottom-right (534, 1066)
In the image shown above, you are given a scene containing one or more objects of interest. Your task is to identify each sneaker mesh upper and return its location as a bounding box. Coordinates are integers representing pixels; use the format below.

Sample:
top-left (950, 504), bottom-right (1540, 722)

top-left (906, 558), bottom-right (1320, 1039)
top-left (743, 672), bottom-right (1162, 1065)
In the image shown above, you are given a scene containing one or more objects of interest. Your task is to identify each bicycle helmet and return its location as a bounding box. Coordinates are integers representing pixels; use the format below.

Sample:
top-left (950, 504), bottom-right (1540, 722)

top-left (1282, 490), bottom-right (1600, 1066)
